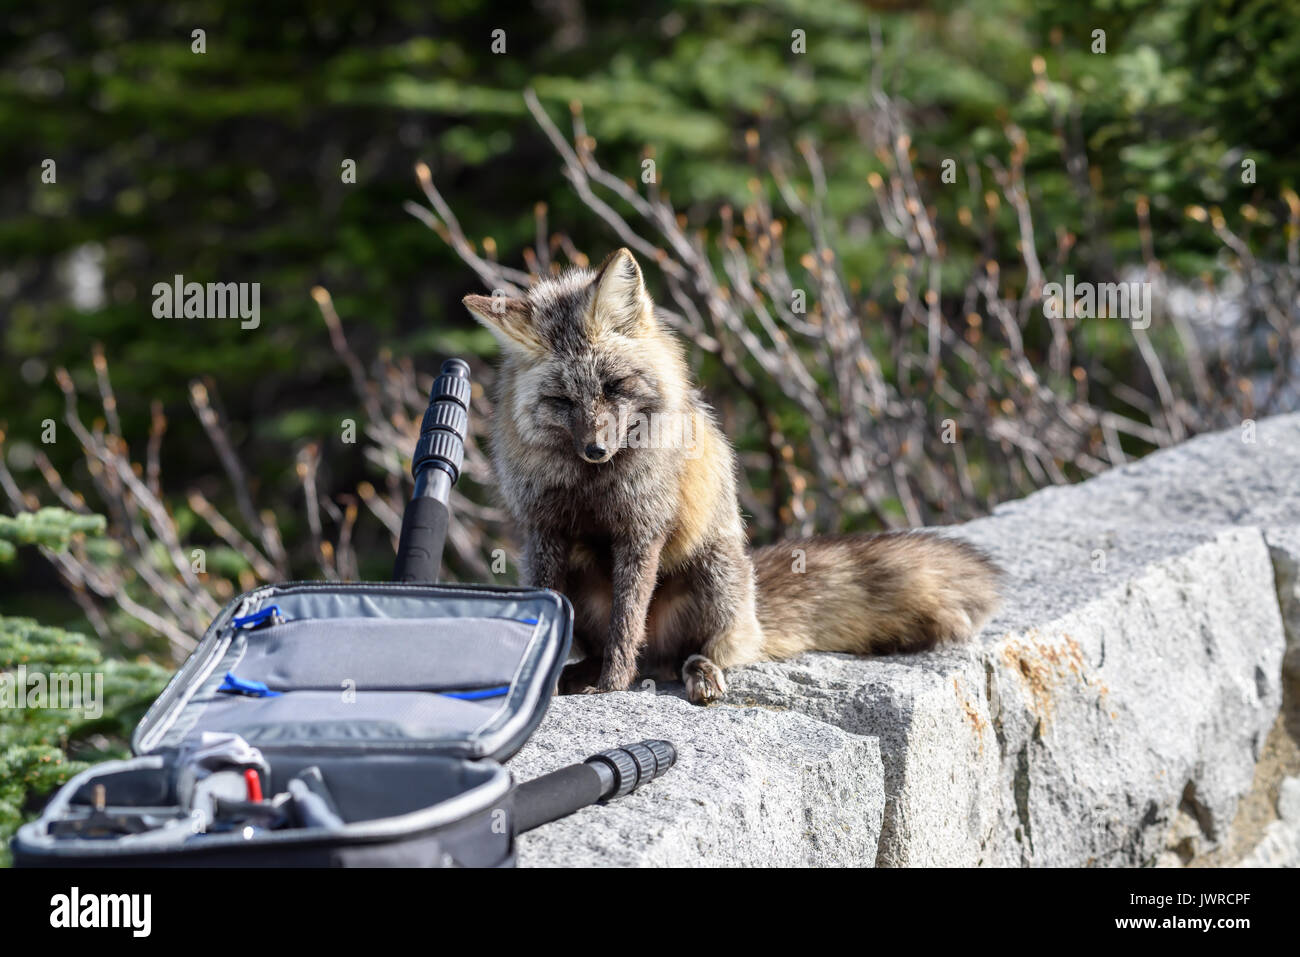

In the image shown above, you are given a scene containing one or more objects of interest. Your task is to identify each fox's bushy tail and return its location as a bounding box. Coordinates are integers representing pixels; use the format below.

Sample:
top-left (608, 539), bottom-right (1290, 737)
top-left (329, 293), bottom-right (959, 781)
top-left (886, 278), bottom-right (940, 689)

top-left (752, 531), bottom-right (1002, 660)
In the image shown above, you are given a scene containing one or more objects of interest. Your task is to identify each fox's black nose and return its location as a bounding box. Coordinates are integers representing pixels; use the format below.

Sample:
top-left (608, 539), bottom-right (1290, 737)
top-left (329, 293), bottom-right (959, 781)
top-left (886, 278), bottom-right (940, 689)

top-left (584, 443), bottom-right (607, 461)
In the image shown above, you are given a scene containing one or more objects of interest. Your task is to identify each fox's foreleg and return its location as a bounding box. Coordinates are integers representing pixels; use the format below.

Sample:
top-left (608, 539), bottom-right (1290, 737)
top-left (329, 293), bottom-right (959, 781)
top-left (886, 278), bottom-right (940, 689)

top-left (522, 526), bottom-right (569, 592)
top-left (526, 528), bottom-right (606, 696)
top-left (593, 533), bottom-right (665, 692)
top-left (675, 539), bottom-right (764, 704)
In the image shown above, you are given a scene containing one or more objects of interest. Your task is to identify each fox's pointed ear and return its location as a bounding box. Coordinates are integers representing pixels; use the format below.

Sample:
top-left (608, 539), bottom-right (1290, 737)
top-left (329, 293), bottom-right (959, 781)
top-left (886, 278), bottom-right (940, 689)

top-left (462, 294), bottom-right (545, 356)
top-left (590, 248), bottom-right (653, 338)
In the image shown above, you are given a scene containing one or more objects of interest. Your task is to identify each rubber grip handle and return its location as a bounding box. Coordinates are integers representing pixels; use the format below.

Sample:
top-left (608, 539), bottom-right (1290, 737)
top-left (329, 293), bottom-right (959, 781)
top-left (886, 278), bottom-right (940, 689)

top-left (393, 495), bottom-right (449, 583)
top-left (511, 764), bottom-right (607, 834)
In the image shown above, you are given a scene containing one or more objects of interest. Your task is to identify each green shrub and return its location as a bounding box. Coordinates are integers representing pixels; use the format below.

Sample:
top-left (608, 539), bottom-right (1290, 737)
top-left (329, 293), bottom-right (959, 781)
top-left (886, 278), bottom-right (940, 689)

top-left (0, 509), bottom-right (170, 865)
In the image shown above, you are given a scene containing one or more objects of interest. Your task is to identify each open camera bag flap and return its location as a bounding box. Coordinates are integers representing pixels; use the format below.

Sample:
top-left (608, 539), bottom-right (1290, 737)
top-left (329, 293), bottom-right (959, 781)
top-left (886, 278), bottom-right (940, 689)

top-left (13, 580), bottom-right (573, 867)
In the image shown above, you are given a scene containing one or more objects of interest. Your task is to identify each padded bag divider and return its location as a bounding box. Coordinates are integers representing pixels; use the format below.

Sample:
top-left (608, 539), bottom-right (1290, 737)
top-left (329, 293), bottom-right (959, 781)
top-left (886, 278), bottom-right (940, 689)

top-left (192, 690), bottom-right (501, 745)
top-left (229, 616), bottom-right (533, 692)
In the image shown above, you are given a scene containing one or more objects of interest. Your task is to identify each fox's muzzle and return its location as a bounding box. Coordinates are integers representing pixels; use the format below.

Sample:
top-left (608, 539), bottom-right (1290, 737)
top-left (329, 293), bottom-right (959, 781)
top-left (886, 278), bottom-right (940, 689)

top-left (575, 410), bottom-right (621, 463)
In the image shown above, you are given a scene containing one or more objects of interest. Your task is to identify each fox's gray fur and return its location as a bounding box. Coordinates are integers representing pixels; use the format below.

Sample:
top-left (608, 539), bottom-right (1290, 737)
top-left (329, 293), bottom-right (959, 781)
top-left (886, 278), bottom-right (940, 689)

top-left (464, 248), bottom-right (1002, 704)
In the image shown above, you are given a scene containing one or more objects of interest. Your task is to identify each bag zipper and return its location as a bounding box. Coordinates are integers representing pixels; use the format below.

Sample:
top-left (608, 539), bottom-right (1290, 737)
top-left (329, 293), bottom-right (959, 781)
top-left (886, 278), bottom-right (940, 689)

top-left (230, 605), bottom-right (285, 629)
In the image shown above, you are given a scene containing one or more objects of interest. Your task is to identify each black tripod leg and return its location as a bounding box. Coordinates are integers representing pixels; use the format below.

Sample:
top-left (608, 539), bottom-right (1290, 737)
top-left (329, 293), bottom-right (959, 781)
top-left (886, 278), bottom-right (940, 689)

top-left (510, 740), bottom-right (677, 835)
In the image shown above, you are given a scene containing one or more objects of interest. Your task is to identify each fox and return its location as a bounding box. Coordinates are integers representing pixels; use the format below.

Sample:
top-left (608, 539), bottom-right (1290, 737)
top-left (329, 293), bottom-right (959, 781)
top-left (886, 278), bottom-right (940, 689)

top-left (463, 248), bottom-right (1002, 704)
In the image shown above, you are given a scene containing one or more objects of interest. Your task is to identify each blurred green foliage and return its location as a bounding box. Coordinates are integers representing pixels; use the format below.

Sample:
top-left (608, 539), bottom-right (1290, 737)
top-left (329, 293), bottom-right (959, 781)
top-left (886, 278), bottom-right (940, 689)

top-left (0, 508), bottom-right (170, 864)
top-left (0, 615), bottom-right (170, 866)
top-left (0, 508), bottom-right (105, 563)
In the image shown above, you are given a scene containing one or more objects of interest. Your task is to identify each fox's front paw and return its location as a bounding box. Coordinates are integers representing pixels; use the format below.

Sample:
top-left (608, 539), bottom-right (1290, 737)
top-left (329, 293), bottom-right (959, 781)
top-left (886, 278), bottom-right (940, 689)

top-left (683, 654), bottom-right (727, 705)
top-left (572, 680), bottom-right (625, 695)
top-left (558, 658), bottom-right (603, 695)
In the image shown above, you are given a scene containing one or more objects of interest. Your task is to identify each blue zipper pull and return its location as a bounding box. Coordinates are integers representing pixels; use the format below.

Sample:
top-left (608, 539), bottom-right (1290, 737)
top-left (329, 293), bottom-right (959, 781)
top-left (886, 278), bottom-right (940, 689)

top-left (230, 605), bottom-right (284, 629)
top-left (217, 671), bottom-right (282, 697)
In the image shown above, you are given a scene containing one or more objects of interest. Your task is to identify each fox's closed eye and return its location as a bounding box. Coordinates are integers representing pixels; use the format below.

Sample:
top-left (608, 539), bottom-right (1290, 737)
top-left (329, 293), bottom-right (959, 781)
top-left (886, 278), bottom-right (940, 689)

top-left (542, 394), bottom-right (572, 408)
